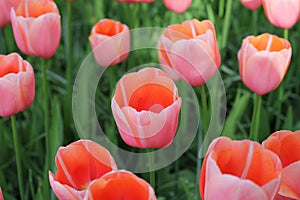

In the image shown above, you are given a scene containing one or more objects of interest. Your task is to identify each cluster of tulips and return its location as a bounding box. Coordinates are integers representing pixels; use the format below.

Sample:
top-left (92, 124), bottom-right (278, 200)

top-left (1, 0), bottom-right (300, 199)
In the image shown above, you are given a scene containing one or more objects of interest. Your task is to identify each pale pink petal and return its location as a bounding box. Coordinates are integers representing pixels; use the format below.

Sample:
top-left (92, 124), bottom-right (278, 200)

top-left (49, 172), bottom-right (85, 200)
top-left (279, 161), bottom-right (300, 199)
top-left (163, 0), bottom-right (192, 14)
top-left (240, 0), bottom-right (262, 10)
top-left (29, 13), bottom-right (61, 58)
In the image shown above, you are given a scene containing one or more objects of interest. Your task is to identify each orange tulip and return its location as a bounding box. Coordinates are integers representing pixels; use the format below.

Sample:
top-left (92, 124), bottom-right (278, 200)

top-left (158, 19), bottom-right (221, 86)
top-left (200, 137), bottom-right (282, 200)
top-left (263, 130), bottom-right (300, 199)
top-left (111, 67), bottom-right (182, 148)
top-left (0, 0), bottom-right (20, 27)
top-left (238, 33), bottom-right (291, 95)
top-left (10, 0), bottom-right (61, 58)
top-left (163, 0), bottom-right (192, 14)
top-left (240, 0), bottom-right (262, 10)
top-left (49, 140), bottom-right (117, 200)
top-left (89, 18), bottom-right (130, 67)
top-left (84, 170), bottom-right (156, 200)
top-left (262, 0), bottom-right (300, 29)
top-left (0, 53), bottom-right (35, 118)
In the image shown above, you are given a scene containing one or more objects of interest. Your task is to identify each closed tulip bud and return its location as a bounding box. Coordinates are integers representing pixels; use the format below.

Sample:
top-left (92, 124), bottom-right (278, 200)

top-left (240, 0), bottom-right (262, 10)
top-left (89, 18), bottom-right (130, 67)
top-left (163, 0), bottom-right (192, 14)
top-left (0, 53), bottom-right (35, 118)
top-left (262, 0), bottom-right (300, 29)
top-left (238, 33), bottom-right (291, 95)
top-left (158, 19), bottom-right (221, 86)
top-left (84, 170), bottom-right (156, 200)
top-left (263, 130), bottom-right (300, 199)
top-left (116, 0), bottom-right (155, 3)
top-left (10, 0), bottom-right (61, 58)
top-left (111, 67), bottom-right (182, 148)
top-left (0, 0), bottom-right (20, 27)
top-left (49, 140), bottom-right (117, 200)
top-left (200, 137), bottom-right (282, 200)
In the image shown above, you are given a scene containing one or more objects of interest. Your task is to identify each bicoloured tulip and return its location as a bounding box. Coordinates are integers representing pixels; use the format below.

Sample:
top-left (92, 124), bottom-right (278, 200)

top-left (200, 137), bottom-right (282, 200)
top-left (0, 53), bottom-right (35, 118)
top-left (238, 33), bottom-right (291, 95)
top-left (163, 0), bottom-right (192, 14)
top-left (0, 0), bottom-right (20, 27)
top-left (89, 18), bottom-right (130, 67)
top-left (263, 130), bottom-right (300, 199)
top-left (158, 19), bottom-right (221, 86)
top-left (111, 67), bottom-right (182, 148)
top-left (0, 187), bottom-right (3, 200)
top-left (84, 170), bottom-right (156, 200)
top-left (262, 0), bottom-right (300, 29)
top-left (240, 0), bottom-right (262, 10)
top-left (10, 0), bottom-right (61, 58)
top-left (116, 0), bottom-right (155, 3)
top-left (49, 140), bottom-right (117, 200)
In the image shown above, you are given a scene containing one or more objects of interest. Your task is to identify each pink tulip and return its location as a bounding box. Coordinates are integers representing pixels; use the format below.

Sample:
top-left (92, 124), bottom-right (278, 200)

top-left (0, 0), bottom-right (20, 27)
top-left (111, 67), bottom-right (182, 148)
top-left (49, 140), bottom-right (117, 200)
top-left (89, 18), bottom-right (130, 67)
top-left (200, 137), bottom-right (282, 200)
top-left (240, 0), bottom-right (262, 10)
top-left (0, 53), bottom-right (35, 118)
top-left (116, 0), bottom-right (155, 3)
top-left (263, 130), bottom-right (300, 199)
top-left (163, 0), bottom-right (192, 14)
top-left (158, 19), bottom-right (221, 86)
top-left (0, 187), bottom-right (3, 200)
top-left (10, 0), bottom-right (61, 58)
top-left (262, 0), bottom-right (300, 29)
top-left (84, 170), bottom-right (156, 200)
top-left (238, 33), bottom-right (291, 95)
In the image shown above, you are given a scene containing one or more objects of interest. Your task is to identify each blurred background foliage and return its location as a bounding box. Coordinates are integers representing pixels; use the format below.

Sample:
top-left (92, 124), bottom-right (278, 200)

top-left (0, 0), bottom-right (300, 199)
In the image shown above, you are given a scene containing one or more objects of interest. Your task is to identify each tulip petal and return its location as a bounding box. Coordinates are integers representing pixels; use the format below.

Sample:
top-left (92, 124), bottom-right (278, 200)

top-left (163, 0), bottom-right (192, 14)
top-left (279, 161), bottom-right (300, 199)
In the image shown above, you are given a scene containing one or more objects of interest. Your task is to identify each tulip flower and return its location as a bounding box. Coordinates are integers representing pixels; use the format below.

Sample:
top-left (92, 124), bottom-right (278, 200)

top-left (49, 140), bottom-right (117, 200)
top-left (238, 33), bottom-right (291, 95)
top-left (200, 137), bottom-right (282, 200)
top-left (240, 0), bottom-right (262, 10)
top-left (163, 0), bottom-right (192, 14)
top-left (0, 187), bottom-right (3, 200)
top-left (263, 130), bottom-right (300, 199)
top-left (84, 170), bottom-right (157, 200)
top-left (0, 53), bottom-right (35, 118)
top-left (111, 67), bottom-right (182, 148)
top-left (10, 0), bottom-right (61, 58)
top-left (158, 19), bottom-right (221, 86)
top-left (0, 0), bottom-right (20, 27)
top-left (116, 0), bottom-right (155, 3)
top-left (262, 0), bottom-right (300, 29)
top-left (89, 18), bottom-right (130, 67)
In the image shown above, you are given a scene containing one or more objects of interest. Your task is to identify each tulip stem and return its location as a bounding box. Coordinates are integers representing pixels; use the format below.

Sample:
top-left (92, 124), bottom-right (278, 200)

top-left (11, 115), bottom-right (25, 200)
top-left (131, 3), bottom-right (140, 28)
top-left (64, 1), bottom-right (73, 133)
top-left (249, 94), bottom-right (262, 141)
top-left (41, 58), bottom-right (50, 199)
top-left (283, 29), bottom-right (289, 40)
top-left (149, 150), bottom-right (155, 190)
top-left (3, 25), bottom-right (15, 53)
top-left (221, 0), bottom-right (233, 51)
top-left (199, 85), bottom-right (209, 134)
top-left (252, 10), bottom-right (258, 35)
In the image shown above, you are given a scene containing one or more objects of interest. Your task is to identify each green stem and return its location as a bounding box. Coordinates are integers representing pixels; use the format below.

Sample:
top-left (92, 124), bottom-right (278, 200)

top-left (221, 0), bottom-right (233, 50)
top-left (131, 3), bottom-right (140, 28)
top-left (218, 0), bottom-right (225, 18)
top-left (204, 0), bottom-right (215, 23)
top-left (283, 29), bottom-right (289, 40)
top-left (249, 94), bottom-right (262, 141)
top-left (41, 59), bottom-right (50, 199)
top-left (199, 85), bottom-right (209, 134)
top-left (64, 1), bottom-right (73, 131)
top-left (252, 10), bottom-right (258, 35)
top-left (11, 115), bottom-right (25, 200)
top-left (149, 150), bottom-right (155, 190)
top-left (3, 25), bottom-right (15, 53)
top-left (94, 0), bottom-right (104, 19)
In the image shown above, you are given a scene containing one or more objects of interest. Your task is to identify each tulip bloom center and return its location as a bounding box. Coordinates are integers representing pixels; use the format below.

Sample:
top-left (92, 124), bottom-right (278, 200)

top-left (95, 19), bottom-right (124, 37)
top-left (128, 83), bottom-right (175, 113)
top-left (16, 0), bottom-right (56, 17)
top-left (0, 58), bottom-right (26, 78)
top-left (249, 34), bottom-right (288, 52)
